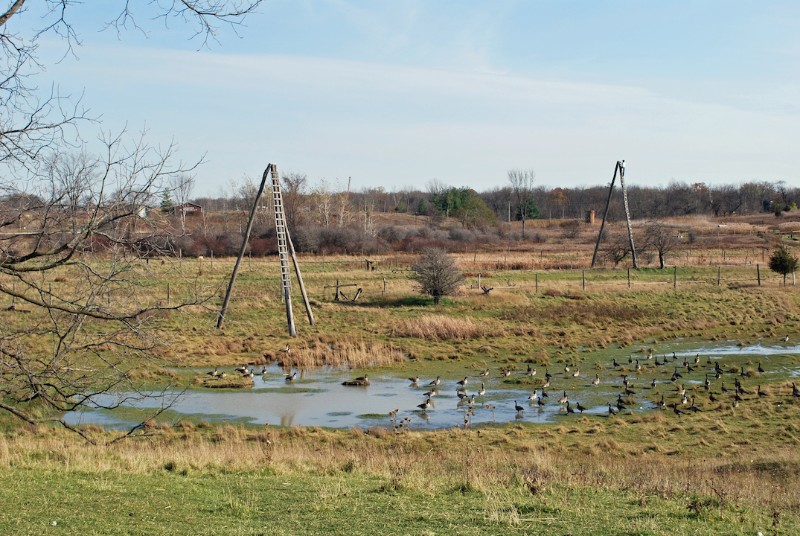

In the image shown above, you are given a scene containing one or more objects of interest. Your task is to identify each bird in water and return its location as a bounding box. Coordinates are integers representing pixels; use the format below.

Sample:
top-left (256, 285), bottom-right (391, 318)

top-left (417, 398), bottom-right (432, 412)
top-left (408, 376), bottom-right (419, 385)
top-left (285, 371), bottom-right (298, 382)
top-left (592, 374), bottom-right (600, 386)
top-left (428, 376), bottom-right (441, 387)
top-left (514, 400), bottom-right (524, 413)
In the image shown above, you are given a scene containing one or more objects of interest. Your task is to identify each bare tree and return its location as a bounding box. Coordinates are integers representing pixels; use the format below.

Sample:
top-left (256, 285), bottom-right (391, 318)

top-left (0, 1), bottom-right (261, 440)
top-left (282, 172), bottom-right (308, 230)
top-left (507, 169), bottom-right (537, 238)
top-left (644, 221), bottom-right (676, 269)
top-left (411, 248), bottom-right (464, 305)
top-left (171, 173), bottom-right (196, 232)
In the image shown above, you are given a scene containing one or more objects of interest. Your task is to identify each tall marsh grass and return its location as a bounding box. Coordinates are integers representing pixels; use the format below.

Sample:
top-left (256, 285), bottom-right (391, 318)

top-left (391, 315), bottom-right (496, 340)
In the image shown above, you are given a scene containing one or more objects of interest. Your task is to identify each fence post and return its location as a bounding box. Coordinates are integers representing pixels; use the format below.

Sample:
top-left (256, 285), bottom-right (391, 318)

top-left (582, 270), bottom-right (586, 290)
top-left (535, 273), bottom-right (539, 293)
top-left (335, 279), bottom-right (340, 301)
top-left (757, 264), bottom-right (761, 286)
top-left (383, 277), bottom-right (386, 294)
top-left (167, 283), bottom-right (171, 306)
top-left (627, 267), bottom-right (631, 289)
top-left (673, 266), bottom-right (677, 289)
top-left (717, 266), bottom-right (721, 287)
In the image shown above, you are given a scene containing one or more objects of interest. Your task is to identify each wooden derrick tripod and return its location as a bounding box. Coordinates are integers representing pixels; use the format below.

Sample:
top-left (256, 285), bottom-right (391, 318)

top-left (216, 163), bottom-right (314, 336)
top-left (591, 160), bottom-right (638, 269)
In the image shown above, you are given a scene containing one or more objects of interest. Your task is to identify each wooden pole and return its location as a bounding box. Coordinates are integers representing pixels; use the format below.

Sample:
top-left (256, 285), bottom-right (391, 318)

top-left (591, 162), bottom-right (619, 267)
top-left (287, 232), bottom-right (315, 326)
top-left (717, 266), bottom-right (721, 287)
top-left (618, 160), bottom-right (638, 269)
top-left (335, 279), bottom-right (340, 301)
top-left (757, 264), bottom-right (761, 286)
top-left (673, 266), bottom-right (677, 289)
top-left (582, 270), bottom-right (586, 290)
top-left (535, 273), bottom-right (539, 293)
top-left (627, 267), bottom-right (631, 289)
top-left (216, 164), bottom-right (270, 329)
top-left (167, 282), bottom-right (171, 306)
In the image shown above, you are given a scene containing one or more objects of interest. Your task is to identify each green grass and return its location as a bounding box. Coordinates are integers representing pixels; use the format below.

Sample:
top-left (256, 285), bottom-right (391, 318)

top-left (0, 465), bottom-right (789, 535)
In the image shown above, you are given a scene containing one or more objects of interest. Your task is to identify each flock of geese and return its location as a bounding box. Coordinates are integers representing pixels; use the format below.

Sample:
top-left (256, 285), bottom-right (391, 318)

top-left (392, 343), bottom-right (799, 429)
top-left (205, 340), bottom-right (799, 430)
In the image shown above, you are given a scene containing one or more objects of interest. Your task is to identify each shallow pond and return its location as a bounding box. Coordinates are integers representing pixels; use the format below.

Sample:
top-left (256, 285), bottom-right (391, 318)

top-left (65, 342), bottom-right (800, 431)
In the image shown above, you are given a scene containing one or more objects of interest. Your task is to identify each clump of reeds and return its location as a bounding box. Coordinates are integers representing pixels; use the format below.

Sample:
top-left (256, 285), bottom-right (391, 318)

top-left (391, 315), bottom-right (495, 340)
top-left (274, 338), bottom-right (406, 369)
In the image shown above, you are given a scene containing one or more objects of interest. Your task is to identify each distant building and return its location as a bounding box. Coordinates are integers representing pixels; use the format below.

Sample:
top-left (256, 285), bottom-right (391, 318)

top-left (170, 202), bottom-right (203, 215)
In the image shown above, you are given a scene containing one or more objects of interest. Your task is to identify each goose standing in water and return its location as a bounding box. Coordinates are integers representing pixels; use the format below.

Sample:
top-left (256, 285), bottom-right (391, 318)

top-left (285, 371), bottom-right (298, 382)
top-left (514, 401), bottom-right (524, 413)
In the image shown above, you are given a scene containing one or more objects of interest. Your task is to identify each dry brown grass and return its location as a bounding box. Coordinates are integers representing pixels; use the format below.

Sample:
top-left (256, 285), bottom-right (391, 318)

top-left (262, 337), bottom-right (407, 369)
top-left (390, 314), bottom-right (497, 340)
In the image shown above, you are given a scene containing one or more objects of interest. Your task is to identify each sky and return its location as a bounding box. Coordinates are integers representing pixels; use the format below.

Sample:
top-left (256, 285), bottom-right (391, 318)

top-left (17, 1), bottom-right (800, 196)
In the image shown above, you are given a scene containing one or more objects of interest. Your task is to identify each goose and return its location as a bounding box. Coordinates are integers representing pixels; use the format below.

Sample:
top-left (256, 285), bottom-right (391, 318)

top-left (500, 369), bottom-right (512, 378)
top-left (616, 395), bottom-right (627, 410)
top-left (564, 366), bottom-right (570, 374)
top-left (545, 369), bottom-right (552, 381)
top-left (234, 364), bottom-right (248, 374)
top-left (423, 389), bottom-right (438, 398)
top-left (417, 398), bottom-right (432, 411)
top-left (572, 369), bottom-right (580, 378)
top-left (565, 401), bottom-right (576, 415)
top-left (558, 391), bottom-right (568, 405)
top-left (721, 382), bottom-right (730, 393)
top-left (757, 362), bottom-right (765, 374)
top-left (514, 400), bottom-right (524, 413)
top-left (704, 374), bottom-right (710, 391)
top-left (694, 354), bottom-right (700, 365)
top-left (608, 404), bottom-right (619, 416)
top-left (477, 383), bottom-right (486, 397)
top-left (783, 335), bottom-right (790, 342)
top-left (527, 391), bottom-right (539, 402)
top-left (592, 374), bottom-right (600, 386)
top-left (479, 368), bottom-right (490, 377)
top-left (709, 392), bottom-right (718, 403)
top-left (525, 365), bottom-right (537, 376)
top-left (280, 344), bottom-right (291, 354)
top-left (651, 379), bottom-right (657, 388)
top-left (285, 371), bottom-right (298, 382)
top-left (207, 367), bottom-right (221, 378)
top-left (540, 389), bottom-right (549, 398)
top-left (757, 385), bottom-right (767, 398)
top-left (456, 377), bottom-right (469, 387)
top-left (457, 391), bottom-right (468, 400)
top-left (575, 401), bottom-right (587, 414)
top-left (672, 404), bottom-right (685, 416)
top-left (612, 358), bottom-right (620, 368)
top-left (793, 383), bottom-right (800, 398)
top-left (655, 394), bottom-right (665, 409)
top-left (647, 350), bottom-right (654, 360)
top-left (342, 375), bottom-right (369, 386)
top-left (408, 376), bottom-right (420, 385)
top-left (635, 361), bottom-right (642, 372)
top-left (733, 397), bottom-right (740, 409)
top-left (428, 376), bottom-right (441, 387)
top-left (242, 370), bottom-right (254, 380)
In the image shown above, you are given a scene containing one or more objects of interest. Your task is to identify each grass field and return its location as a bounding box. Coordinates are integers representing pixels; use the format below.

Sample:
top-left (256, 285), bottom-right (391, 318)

top-left (1, 240), bottom-right (799, 534)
